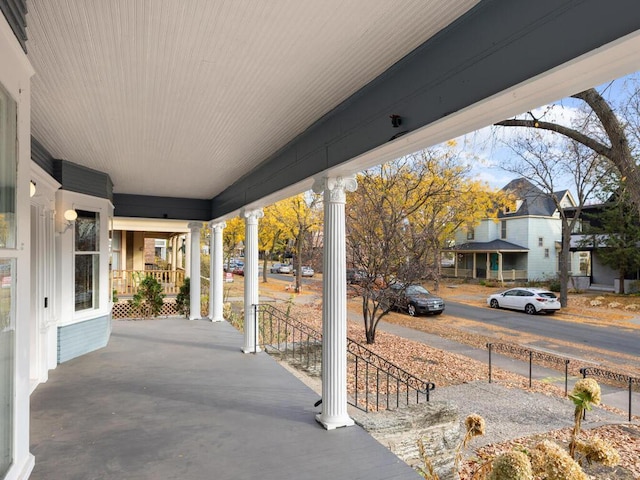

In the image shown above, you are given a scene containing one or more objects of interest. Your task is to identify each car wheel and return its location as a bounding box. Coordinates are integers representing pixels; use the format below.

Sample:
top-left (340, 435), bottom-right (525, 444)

top-left (524, 304), bottom-right (537, 315)
top-left (407, 304), bottom-right (416, 316)
top-left (490, 299), bottom-right (499, 309)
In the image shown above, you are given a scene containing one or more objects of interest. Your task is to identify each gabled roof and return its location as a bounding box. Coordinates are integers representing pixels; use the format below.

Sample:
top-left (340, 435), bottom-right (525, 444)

top-left (445, 239), bottom-right (529, 252)
top-left (499, 178), bottom-right (570, 217)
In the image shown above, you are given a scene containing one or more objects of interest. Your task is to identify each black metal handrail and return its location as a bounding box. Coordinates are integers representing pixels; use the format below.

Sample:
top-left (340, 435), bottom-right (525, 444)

top-left (579, 367), bottom-right (639, 422)
top-left (255, 304), bottom-right (435, 412)
top-left (487, 342), bottom-right (571, 395)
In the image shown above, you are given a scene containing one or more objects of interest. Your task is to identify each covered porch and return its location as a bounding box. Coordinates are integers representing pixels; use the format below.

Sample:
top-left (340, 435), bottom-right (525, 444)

top-left (29, 317), bottom-right (419, 480)
top-left (443, 240), bottom-right (529, 283)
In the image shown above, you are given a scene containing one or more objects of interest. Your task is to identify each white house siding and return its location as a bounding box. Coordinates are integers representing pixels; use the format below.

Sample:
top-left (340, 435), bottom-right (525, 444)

top-left (0, 11), bottom-right (35, 479)
top-left (501, 216), bottom-right (529, 249)
top-left (525, 216), bottom-right (562, 280)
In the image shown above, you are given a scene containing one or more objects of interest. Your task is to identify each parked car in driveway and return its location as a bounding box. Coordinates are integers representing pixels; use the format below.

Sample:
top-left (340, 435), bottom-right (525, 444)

top-left (278, 264), bottom-right (292, 274)
top-left (232, 264), bottom-right (244, 275)
top-left (293, 266), bottom-right (314, 277)
top-left (269, 263), bottom-right (283, 273)
top-left (388, 283), bottom-right (445, 316)
top-left (487, 287), bottom-right (560, 315)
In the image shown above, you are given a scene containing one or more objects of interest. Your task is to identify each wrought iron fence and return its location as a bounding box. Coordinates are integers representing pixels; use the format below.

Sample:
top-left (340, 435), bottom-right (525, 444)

top-left (255, 304), bottom-right (435, 412)
top-left (579, 367), bottom-right (639, 422)
top-left (487, 342), bottom-right (571, 395)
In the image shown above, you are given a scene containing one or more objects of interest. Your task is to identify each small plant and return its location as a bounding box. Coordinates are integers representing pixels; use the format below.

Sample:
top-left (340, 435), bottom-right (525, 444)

top-left (416, 438), bottom-right (439, 480)
top-left (547, 279), bottom-right (561, 292)
top-left (575, 435), bottom-right (620, 467)
top-left (112, 289), bottom-right (118, 303)
top-left (175, 277), bottom-right (190, 318)
top-left (487, 451), bottom-right (533, 480)
top-left (568, 378), bottom-right (601, 457)
top-left (128, 275), bottom-right (165, 319)
top-left (530, 440), bottom-right (587, 480)
top-left (455, 414), bottom-right (486, 471)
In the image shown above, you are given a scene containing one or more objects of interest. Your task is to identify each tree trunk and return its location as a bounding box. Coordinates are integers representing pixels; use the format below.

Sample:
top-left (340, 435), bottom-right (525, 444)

top-left (559, 222), bottom-right (572, 307)
top-left (619, 269), bottom-right (626, 294)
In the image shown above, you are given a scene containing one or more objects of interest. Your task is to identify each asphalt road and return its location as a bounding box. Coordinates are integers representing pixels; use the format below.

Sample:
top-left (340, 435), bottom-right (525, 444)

top-left (444, 301), bottom-right (640, 358)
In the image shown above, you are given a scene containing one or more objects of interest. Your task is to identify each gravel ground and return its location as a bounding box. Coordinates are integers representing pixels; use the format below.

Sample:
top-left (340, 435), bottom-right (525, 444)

top-left (430, 381), bottom-right (624, 449)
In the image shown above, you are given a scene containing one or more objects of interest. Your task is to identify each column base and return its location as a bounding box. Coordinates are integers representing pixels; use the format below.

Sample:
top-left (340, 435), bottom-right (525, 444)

top-left (242, 346), bottom-right (262, 354)
top-left (315, 413), bottom-right (355, 430)
top-left (210, 316), bottom-right (225, 322)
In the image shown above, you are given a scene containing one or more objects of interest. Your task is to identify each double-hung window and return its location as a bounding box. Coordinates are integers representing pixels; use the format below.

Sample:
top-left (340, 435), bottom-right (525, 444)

top-left (75, 210), bottom-right (100, 311)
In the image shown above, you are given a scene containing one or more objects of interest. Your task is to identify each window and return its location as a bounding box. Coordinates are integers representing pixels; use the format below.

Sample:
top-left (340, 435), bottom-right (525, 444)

top-left (538, 237), bottom-right (543, 247)
top-left (466, 228), bottom-right (474, 240)
top-left (544, 248), bottom-right (550, 258)
top-left (75, 210), bottom-right (100, 311)
top-left (0, 84), bottom-right (17, 249)
top-left (500, 220), bottom-right (507, 239)
top-left (0, 82), bottom-right (17, 477)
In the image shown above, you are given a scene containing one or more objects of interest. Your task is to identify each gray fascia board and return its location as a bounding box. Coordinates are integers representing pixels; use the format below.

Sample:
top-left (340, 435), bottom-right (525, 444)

top-left (211, 0), bottom-right (640, 219)
top-left (113, 194), bottom-right (211, 221)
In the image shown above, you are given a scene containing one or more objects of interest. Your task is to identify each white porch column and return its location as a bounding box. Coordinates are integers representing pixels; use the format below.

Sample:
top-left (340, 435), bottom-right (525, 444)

top-left (184, 233), bottom-right (191, 277)
top-left (485, 254), bottom-right (490, 280)
top-left (188, 222), bottom-right (202, 320)
top-left (312, 175), bottom-right (357, 430)
top-left (242, 208), bottom-right (263, 353)
top-left (209, 221), bottom-right (226, 322)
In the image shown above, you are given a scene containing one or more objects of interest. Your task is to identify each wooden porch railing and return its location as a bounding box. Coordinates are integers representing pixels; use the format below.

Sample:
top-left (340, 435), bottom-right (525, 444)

top-left (441, 268), bottom-right (528, 281)
top-left (112, 269), bottom-right (185, 296)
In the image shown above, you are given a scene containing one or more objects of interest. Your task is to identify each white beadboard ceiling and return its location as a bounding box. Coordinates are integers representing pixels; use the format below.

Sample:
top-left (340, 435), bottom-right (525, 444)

top-left (26, 0), bottom-right (479, 199)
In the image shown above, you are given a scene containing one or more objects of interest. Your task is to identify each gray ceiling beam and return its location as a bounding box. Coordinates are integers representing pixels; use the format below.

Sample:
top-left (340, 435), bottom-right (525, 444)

top-left (210, 0), bottom-right (640, 219)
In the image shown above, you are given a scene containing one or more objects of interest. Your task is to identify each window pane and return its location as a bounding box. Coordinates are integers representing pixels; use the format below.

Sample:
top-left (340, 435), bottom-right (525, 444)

top-left (75, 254), bottom-right (99, 311)
top-left (0, 84), bottom-right (17, 249)
top-left (0, 258), bottom-right (15, 475)
top-left (76, 210), bottom-right (99, 252)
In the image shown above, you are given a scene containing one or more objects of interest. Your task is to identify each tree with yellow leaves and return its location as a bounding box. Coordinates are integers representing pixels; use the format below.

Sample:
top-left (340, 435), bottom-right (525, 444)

top-left (223, 217), bottom-right (245, 269)
top-left (259, 204), bottom-right (287, 282)
top-left (269, 192), bottom-right (323, 291)
top-left (347, 144), bottom-right (508, 344)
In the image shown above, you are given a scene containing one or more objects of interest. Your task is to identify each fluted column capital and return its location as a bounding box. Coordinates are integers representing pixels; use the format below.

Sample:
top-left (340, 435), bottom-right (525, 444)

top-left (241, 208), bottom-right (264, 223)
top-left (312, 175), bottom-right (357, 203)
top-left (188, 221), bottom-right (203, 232)
top-left (208, 221), bottom-right (226, 232)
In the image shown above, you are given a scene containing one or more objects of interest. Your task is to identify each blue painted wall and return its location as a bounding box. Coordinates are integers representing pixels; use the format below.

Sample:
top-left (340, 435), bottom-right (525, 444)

top-left (58, 315), bottom-right (111, 363)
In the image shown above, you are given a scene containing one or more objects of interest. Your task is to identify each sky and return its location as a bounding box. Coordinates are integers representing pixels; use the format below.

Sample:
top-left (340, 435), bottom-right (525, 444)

top-left (449, 72), bottom-right (639, 193)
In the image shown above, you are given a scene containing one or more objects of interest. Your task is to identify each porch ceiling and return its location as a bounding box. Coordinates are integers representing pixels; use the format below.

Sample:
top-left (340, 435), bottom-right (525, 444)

top-left (26, 0), bottom-right (478, 198)
top-left (24, 1), bottom-right (640, 220)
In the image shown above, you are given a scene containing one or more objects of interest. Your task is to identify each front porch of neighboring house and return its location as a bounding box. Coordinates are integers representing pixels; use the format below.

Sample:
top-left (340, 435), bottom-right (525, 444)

top-left (442, 241), bottom-right (529, 283)
top-left (110, 218), bottom-right (193, 317)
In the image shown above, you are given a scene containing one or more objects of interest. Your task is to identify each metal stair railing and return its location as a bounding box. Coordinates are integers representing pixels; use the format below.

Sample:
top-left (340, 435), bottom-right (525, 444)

top-left (255, 304), bottom-right (435, 412)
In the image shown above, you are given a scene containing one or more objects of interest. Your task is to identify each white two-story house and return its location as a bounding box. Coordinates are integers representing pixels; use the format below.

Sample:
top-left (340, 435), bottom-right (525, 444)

top-left (444, 178), bottom-right (576, 282)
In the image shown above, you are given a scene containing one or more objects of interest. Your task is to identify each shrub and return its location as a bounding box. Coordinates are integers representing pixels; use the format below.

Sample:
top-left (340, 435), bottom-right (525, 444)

top-left (175, 277), bottom-right (190, 318)
top-left (548, 279), bottom-right (561, 292)
top-left (488, 451), bottom-right (533, 480)
top-left (128, 275), bottom-right (165, 319)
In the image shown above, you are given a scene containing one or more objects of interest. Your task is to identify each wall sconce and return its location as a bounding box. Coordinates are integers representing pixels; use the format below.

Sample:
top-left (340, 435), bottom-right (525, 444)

top-left (58, 209), bottom-right (78, 234)
top-left (30, 181), bottom-right (36, 197)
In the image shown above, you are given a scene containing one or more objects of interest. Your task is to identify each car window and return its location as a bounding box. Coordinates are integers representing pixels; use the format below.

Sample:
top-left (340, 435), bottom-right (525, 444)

top-left (520, 291), bottom-right (534, 296)
top-left (504, 290), bottom-right (517, 296)
top-left (406, 285), bottom-right (429, 295)
top-left (539, 292), bottom-right (557, 299)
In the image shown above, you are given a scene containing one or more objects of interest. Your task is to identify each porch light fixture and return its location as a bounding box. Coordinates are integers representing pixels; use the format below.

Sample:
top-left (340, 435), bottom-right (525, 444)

top-left (58, 209), bottom-right (78, 233)
top-left (30, 181), bottom-right (36, 197)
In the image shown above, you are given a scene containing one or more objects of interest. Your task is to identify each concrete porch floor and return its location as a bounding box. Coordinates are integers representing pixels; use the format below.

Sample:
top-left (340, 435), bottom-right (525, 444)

top-left (29, 318), bottom-right (419, 480)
